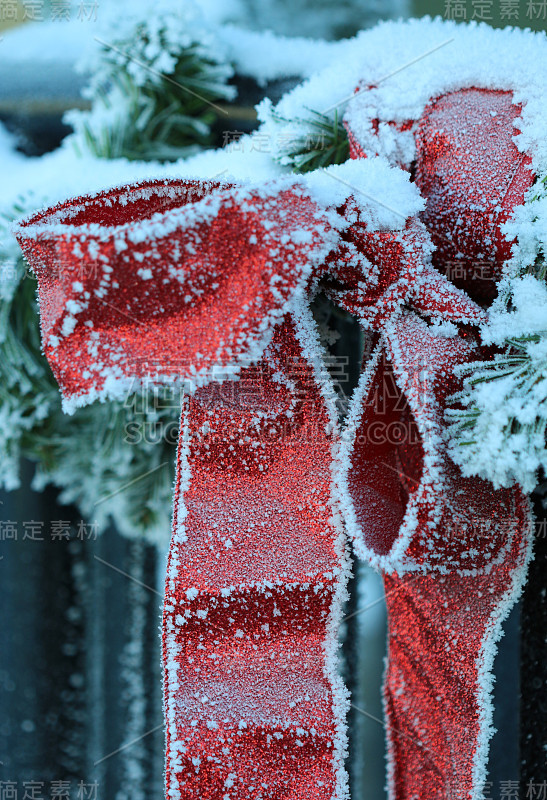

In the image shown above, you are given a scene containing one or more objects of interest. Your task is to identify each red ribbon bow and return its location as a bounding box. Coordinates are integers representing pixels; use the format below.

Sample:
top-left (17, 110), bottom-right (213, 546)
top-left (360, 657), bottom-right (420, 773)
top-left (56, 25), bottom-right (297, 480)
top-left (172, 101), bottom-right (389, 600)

top-left (15, 87), bottom-right (535, 800)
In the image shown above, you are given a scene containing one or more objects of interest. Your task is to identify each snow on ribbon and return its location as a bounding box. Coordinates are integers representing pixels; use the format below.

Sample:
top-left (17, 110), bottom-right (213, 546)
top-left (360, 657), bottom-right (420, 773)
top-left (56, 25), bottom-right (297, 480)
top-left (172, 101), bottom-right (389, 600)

top-left (14, 20), bottom-right (542, 800)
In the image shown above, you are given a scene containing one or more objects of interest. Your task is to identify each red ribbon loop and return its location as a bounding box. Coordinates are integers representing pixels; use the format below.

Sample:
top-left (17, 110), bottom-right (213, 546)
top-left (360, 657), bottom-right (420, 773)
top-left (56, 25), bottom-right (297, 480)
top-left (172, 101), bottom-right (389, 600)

top-left (345, 86), bottom-right (535, 302)
top-left (16, 178), bottom-right (336, 408)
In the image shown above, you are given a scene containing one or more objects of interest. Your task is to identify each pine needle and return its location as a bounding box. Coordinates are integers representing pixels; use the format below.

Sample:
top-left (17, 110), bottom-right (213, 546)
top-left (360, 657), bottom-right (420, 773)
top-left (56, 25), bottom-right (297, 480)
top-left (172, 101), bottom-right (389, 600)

top-left (271, 108), bottom-right (350, 173)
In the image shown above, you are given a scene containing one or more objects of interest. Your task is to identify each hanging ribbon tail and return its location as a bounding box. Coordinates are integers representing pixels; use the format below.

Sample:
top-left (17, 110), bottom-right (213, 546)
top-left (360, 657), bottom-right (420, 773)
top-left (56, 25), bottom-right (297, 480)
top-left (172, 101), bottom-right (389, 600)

top-left (14, 176), bottom-right (338, 410)
top-left (14, 177), bottom-right (351, 800)
top-left (340, 313), bottom-right (534, 800)
top-left (165, 308), bottom-right (350, 799)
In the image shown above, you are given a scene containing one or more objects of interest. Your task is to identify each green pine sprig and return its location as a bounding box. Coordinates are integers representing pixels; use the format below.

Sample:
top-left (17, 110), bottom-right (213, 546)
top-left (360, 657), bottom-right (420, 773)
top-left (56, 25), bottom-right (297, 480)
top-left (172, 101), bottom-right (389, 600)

top-left (68, 24), bottom-right (235, 161)
top-left (272, 107), bottom-right (350, 173)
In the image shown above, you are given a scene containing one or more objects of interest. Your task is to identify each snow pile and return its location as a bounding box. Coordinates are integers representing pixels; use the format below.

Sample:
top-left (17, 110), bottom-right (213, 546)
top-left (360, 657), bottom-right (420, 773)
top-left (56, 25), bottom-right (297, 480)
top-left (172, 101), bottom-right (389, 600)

top-left (303, 157), bottom-right (423, 229)
top-left (218, 26), bottom-right (352, 85)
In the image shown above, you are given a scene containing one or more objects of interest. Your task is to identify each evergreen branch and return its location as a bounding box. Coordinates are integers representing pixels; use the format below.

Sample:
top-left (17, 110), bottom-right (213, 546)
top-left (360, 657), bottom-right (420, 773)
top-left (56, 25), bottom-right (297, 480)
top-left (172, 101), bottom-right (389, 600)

top-left (446, 329), bottom-right (547, 491)
top-left (68, 18), bottom-right (235, 162)
top-left (271, 107), bottom-right (350, 173)
top-left (446, 169), bottom-right (547, 491)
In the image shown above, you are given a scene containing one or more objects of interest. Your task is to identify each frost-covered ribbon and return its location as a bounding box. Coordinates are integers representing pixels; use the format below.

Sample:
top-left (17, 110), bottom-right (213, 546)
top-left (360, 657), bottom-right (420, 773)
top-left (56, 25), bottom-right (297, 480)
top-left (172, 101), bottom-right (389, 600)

top-left (11, 159), bottom-right (439, 799)
top-left (14, 104), bottom-right (535, 800)
top-left (14, 172), bottom-right (351, 799)
top-left (336, 72), bottom-right (537, 800)
top-left (336, 312), bottom-right (532, 800)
